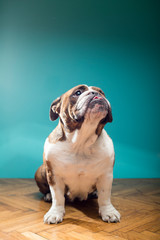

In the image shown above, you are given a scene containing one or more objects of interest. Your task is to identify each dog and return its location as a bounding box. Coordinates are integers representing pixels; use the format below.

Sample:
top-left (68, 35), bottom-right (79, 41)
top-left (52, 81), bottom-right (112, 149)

top-left (35, 84), bottom-right (120, 224)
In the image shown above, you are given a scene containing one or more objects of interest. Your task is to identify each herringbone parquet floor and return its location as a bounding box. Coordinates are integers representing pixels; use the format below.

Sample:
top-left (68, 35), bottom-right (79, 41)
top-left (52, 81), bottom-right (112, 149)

top-left (0, 179), bottom-right (160, 240)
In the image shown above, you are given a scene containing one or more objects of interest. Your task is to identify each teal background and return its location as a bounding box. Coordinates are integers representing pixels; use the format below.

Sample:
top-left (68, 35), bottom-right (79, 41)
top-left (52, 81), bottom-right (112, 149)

top-left (0, 0), bottom-right (160, 178)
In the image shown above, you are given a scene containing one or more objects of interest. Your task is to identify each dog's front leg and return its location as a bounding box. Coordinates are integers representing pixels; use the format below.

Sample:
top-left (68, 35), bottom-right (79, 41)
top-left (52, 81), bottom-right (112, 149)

top-left (44, 176), bottom-right (65, 224)
top-left (96, 172), bottom-right (120, 223)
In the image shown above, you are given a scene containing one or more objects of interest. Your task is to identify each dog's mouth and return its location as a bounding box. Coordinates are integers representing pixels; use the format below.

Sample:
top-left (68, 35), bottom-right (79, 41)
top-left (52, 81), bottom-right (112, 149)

top-left (92, 96), bottom-right (103, 100)
top-left (88, 95), bottom-right (107, 110)
top-left (74, 94), bottom-right (108, 122)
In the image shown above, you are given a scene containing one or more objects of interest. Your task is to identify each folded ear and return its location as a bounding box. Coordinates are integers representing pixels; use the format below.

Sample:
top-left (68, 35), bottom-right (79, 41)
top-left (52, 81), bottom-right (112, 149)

top-left (96, 102), bottom-right (113, 136)
top-left (105, 103), bottom-right (113, 123)
top-left (100, 101), bottom-right (113, 125)
top-left (49, 97), bottom-right (61, 121)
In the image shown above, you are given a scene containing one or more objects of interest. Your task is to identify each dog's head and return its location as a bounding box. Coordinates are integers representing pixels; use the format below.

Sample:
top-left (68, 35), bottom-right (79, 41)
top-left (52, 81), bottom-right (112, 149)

top-left (50, 85), bottom-right (112, 135)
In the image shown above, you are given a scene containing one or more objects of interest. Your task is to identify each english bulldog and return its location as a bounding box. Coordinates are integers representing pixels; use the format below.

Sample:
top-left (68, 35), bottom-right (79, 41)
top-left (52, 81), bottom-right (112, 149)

top-left (35, 84), bottom-right (120, 224)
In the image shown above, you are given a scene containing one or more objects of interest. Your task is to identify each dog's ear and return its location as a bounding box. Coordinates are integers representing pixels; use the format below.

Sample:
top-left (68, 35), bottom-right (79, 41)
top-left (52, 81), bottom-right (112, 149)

top-left (49, 96), bottom-right (61, 121)
top-left (105, 103), bottom-right (113, 123)
top-left (96, 103), bottom-right (113, 136)
top-left (101, 101), bottom-right (113, 124)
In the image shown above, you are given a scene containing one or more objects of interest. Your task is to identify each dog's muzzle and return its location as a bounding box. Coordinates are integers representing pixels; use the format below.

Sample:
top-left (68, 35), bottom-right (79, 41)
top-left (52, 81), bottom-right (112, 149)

top-left (74, 91), bottom-right (108, 121)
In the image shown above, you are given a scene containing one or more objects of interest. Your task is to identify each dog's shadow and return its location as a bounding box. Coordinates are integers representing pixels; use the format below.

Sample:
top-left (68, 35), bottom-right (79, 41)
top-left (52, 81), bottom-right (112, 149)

top-left (60, 197), bottom-right (103, 233)
top-left (32, 191), bottom-right (102, 225)
top-left (33, 192), bottom-right (99, 221)
top-left (65, 197), bottom-right (99, 221)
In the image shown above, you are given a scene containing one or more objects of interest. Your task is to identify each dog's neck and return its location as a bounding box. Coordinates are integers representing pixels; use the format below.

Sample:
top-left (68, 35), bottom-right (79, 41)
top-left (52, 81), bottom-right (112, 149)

top-left (63, 117), bottom-right (103, 154)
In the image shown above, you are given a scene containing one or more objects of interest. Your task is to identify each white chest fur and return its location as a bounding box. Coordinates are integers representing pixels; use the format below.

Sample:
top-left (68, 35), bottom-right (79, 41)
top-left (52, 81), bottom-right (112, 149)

top-left (44, 129), bottom-right (114, 200)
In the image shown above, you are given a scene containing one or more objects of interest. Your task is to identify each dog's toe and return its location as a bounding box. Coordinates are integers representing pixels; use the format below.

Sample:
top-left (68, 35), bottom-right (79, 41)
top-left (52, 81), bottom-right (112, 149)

top-left (44, 207), bottom-right (65, 224)
top-left (44, 212), bottom-right (63, 224)
top-left (99, 205), bottom-right (121, 223)
top-left (101, 212), bottom-right (120, 223)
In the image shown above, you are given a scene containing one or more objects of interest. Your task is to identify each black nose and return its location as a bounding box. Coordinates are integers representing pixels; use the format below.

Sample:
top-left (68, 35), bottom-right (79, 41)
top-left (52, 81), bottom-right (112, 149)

top-left (87, 91), bottom-right (98, 97)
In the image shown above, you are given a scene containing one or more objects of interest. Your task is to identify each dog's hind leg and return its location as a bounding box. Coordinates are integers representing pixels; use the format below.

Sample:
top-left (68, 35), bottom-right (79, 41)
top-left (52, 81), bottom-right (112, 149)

top-left (35, 164), bottom-right (51, 202)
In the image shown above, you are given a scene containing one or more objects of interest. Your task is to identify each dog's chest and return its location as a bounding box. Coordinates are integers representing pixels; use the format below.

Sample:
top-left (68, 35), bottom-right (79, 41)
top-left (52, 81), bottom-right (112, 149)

top-left (51, 146), bottom-right (107, 198)
top-left (44, 131), bottom-right (114, 199)
top-left (46, 139), bottom-right (106, 174)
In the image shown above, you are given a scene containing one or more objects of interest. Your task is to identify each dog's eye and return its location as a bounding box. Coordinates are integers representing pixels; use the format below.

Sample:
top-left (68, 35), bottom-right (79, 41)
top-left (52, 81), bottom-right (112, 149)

top-left (75, 90), bottom-right (82, 96)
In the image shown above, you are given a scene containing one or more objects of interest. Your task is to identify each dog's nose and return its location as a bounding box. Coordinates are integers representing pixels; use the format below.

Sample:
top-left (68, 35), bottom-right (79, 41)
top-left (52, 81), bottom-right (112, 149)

top-left (90, 91), bottom-right (103, 99)
top-left (87, 91), bottom-right (98, 96)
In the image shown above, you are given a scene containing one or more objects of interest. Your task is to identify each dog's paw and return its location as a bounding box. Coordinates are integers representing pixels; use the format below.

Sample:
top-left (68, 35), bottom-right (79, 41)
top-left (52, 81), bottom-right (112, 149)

top-left (99, 205), bottom-right (121, 223)
top-left (44, 207), bottom-right (65, 224)
top-left (44, 193), bottom-right (52, 202)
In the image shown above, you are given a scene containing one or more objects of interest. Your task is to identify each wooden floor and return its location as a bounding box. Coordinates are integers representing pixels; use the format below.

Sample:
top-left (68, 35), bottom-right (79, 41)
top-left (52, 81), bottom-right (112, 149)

top-left (0, 179), bottom-right (160, 240)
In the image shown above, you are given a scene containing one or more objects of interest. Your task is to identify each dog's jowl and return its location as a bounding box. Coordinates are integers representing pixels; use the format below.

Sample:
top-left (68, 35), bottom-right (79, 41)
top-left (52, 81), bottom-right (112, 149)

top-left (35, 85), bottom-right (121, 224)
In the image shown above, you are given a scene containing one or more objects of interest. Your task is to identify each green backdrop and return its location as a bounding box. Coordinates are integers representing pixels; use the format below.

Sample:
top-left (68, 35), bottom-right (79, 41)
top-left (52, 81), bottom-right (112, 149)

top-left (0, 0), bottom-right (160, 178)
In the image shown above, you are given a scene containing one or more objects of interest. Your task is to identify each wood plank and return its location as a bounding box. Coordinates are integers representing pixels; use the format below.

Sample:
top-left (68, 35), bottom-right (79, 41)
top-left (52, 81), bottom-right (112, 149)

top-left (112, 230), bottom-right (160, 240)
top-left (141, 231), bottom-right (160, 240)
top-left (9, 231), bottom-right (32, 240)
top-left (39, 231), bottom-right (79, 240)
top-left (0, 179), bottom-right (160, 240)
top-left (22, 232), bottom-right (48, 240)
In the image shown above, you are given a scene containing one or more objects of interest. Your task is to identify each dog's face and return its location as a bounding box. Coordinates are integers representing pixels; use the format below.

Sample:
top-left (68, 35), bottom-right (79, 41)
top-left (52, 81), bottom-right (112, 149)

top-left (50, 85), bottom-right (112, 134)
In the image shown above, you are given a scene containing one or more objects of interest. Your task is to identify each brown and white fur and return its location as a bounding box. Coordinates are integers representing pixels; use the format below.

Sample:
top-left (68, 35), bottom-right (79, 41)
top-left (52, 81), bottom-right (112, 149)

top-left (35, 85), bottom-right (120, 224)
